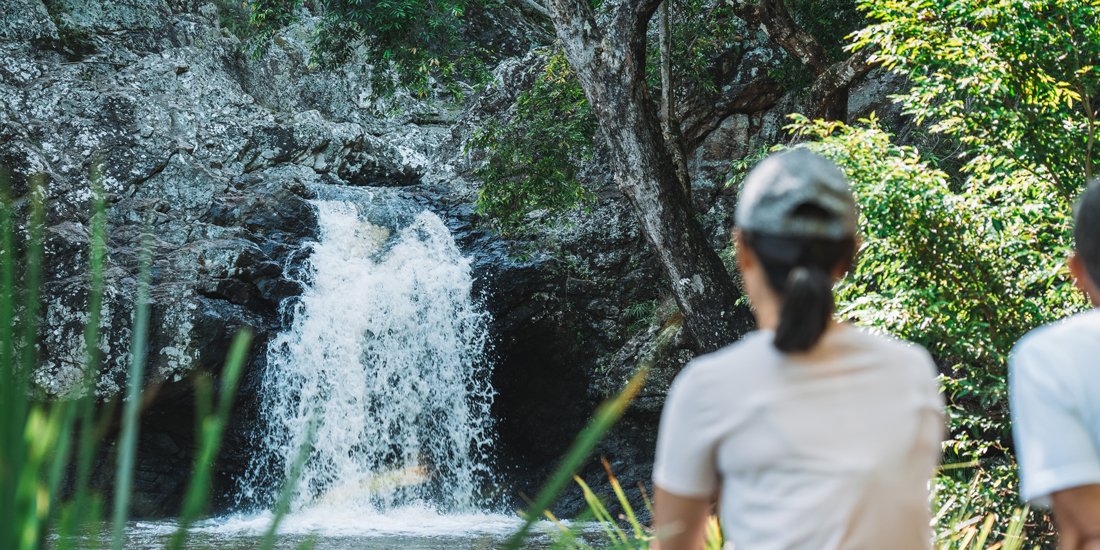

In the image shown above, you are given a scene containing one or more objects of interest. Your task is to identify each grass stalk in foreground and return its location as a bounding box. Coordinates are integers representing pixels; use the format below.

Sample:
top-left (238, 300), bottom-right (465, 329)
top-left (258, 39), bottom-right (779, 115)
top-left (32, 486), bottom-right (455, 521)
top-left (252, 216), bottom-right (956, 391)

top-left (168, 328), bottom-right (253, 550)
top-left (1, 167), bottom-right (260, 549)
top-left (110, 239), bottom-right (152, 550)
top-left (0, 170), bottom-right (19, 549)
top-left (504, 366), bottom-right (649, 550)
top-left (261, 413), bottom-right (321, 550)
top-left (58, 169), bottom-right (108, 550)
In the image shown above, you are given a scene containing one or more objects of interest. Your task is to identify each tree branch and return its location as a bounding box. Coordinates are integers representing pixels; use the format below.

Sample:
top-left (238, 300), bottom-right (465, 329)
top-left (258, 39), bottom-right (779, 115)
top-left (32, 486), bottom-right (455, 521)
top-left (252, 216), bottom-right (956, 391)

top-left (757, 0), bottom-right (830, 74)
top-left (659, 0), bottom-right (691, 199)
top-left (806, 48), bottom-right (874, 121)
top-left (544, 0), bottom-right (606, 72)
top-left (513, 0), bottom-right (551, 20)
top-left (606, 0), bottom-right (664, 41)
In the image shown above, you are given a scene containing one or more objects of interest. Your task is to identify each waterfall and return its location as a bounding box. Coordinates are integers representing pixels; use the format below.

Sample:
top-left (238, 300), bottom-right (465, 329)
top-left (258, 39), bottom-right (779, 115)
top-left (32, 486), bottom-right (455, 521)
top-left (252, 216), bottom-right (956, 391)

top-left (240, 197), bottom-right (497, 517)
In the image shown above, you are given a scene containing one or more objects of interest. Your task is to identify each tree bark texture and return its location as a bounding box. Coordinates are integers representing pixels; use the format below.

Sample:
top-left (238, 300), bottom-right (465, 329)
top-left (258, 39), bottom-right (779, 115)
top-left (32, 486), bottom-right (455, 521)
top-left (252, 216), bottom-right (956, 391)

top-left (806, 49), bottom-right (874, 122)
top-left (757, 0), bottom-right (830, 74)
top-left (545, 0), bottom-right (744, 353)
top-left (659, 1), bottom-right (692, 200)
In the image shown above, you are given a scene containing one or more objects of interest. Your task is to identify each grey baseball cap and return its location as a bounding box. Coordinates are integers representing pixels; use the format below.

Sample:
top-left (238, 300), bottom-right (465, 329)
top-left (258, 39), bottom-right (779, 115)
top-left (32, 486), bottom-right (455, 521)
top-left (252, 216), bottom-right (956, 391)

top-left (735, 148), bottom-right (858, 239)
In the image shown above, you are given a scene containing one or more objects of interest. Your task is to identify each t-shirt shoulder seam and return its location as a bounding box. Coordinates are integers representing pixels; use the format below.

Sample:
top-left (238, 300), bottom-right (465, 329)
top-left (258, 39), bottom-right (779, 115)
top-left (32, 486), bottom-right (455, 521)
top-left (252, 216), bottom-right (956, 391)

top-left (1018, 309), bottom-right (1100, 351)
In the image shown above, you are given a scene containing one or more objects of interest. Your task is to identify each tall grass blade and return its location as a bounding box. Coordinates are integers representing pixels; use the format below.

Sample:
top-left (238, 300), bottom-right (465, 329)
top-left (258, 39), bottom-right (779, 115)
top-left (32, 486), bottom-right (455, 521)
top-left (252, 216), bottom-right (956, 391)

top-left (55, 170), bottom-right (113, 550)
top-left (261, 412), bottom-right (321, 550)
top-left (0, 168), bottom-right (18, 550)
top-left (504, 366), bottom-right (649, 550)
top-left (42, 400), bottom-right (76, 536)
top-left (11, 176), bottom-right (46, 550)
top-left (1001, 506), bottom-right (1027, 550)
top-left (601, 457), bottom-right (644, 540)
top-left (574, 476), bottom-right (625, 545)
top-left (972, 513), bottom-right (995, 549)
top-left (168, 329), bottom-right (252, 550)
top-left (110, 238), bottom-right (153, 550)
top-left (703, 516), bottom-right (723, 550)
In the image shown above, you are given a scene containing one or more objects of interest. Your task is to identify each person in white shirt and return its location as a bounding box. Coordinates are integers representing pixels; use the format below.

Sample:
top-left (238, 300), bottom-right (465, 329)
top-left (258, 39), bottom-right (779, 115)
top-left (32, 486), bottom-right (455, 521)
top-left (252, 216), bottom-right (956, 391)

top-left (1010, 182), bottom-right (1100, 550)
top-left (651, 149), bottom-right (945, 550)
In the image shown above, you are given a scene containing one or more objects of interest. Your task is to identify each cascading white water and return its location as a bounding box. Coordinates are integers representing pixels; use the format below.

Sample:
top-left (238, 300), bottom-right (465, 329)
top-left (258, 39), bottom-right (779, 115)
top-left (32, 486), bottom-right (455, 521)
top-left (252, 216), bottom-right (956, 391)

top-left (240, 198), bottom-right (497, 518)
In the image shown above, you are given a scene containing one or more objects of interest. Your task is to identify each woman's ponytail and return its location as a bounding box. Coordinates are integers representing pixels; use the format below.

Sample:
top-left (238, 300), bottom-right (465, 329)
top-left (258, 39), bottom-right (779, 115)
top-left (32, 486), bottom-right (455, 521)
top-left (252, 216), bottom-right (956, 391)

top-left (774, 265), bottom-right (835, 353)
top-left (744, 232), bottom-right (854, 353)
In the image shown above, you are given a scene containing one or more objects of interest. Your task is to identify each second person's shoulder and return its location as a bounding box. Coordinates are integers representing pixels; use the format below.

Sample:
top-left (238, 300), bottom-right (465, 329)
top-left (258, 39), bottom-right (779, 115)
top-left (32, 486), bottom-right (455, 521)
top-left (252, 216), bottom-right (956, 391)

top-left (1014, 308), bottom-right (1100, 357)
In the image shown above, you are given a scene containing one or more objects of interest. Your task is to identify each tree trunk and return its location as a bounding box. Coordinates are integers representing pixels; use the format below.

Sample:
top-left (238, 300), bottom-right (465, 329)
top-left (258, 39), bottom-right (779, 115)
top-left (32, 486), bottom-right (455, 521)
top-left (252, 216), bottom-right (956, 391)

top-left (757, 0), bottom-right (860, 121)
top-left (659, 1), bottom-right (691, 200)
top-left (545, 0), bottom-right (743, 353)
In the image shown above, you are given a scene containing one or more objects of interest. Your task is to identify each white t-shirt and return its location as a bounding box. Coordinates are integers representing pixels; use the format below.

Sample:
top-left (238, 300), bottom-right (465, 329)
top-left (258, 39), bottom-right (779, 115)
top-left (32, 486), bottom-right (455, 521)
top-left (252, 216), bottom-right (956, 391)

top-left (1010, 308), bottom-right (1100, 507)
top-left (653, 325), bottom-right (944, 550)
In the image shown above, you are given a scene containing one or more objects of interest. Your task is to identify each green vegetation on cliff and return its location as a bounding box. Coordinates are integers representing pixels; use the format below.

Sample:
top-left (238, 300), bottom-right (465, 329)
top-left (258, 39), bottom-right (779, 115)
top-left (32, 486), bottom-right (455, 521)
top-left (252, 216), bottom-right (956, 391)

top-left (247, 0), bottom-right (492, 95)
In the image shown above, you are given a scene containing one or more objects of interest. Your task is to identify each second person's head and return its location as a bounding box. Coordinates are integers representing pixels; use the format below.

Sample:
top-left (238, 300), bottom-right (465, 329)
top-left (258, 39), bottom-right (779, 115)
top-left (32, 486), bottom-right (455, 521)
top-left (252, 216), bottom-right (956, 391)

top-left (1071, 181), bottom-right (1100, 306)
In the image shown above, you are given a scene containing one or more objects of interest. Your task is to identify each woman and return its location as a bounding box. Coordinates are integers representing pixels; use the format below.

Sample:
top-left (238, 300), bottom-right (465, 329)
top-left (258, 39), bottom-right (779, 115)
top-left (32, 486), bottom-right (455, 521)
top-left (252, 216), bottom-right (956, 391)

top-left (652, 149), bottom-right (944, 549)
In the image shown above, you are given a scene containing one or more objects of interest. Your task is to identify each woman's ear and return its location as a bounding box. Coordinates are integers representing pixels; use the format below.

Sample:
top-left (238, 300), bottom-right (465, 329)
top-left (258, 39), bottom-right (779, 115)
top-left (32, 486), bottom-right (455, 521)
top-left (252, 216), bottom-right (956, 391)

top-left (734, 229), bottom-right (755, 272)
top-left (1069, 253), bottom-right (1100, 306)
top-left (832, 236), bottom-right (860, 280)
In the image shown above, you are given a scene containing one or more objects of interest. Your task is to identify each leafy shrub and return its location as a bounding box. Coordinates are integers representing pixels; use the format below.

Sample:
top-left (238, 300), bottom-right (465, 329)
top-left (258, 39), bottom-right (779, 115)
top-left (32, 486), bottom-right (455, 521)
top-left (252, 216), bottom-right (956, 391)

top-left (853, 0), bottom-right (1100, 195)
top-left (469, 51), bottom-right (598, 233)
top-left (248, 0), bottom-right (491, 96)
top-left (828, 1), bottom-right (1099, 539)
top-left (642, 0), bottom-right (749, 95)
top-left (213, 0), bottom-right (254, 40)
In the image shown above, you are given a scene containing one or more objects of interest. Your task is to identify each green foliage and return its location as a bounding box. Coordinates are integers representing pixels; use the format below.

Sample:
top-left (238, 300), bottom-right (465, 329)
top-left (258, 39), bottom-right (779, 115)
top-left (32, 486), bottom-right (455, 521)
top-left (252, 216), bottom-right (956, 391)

top-left (538, 460), bottom-right (725, 550)
top-left (168, 331), bottom-right (252, 550)
top-left (474, 1), bottom-right (753, 233)
top-left (853, 0), bottom-right (1100, 195)
top-left (536, 460), bottom-right (1028, 549)
top-left (788, 114), bottom-right (1078, 542)
top-left (644, 0), bottom-right (748, 95)
top-left (622, 298), bottom-right (682, 337)
top-left (725, 145), bottom-right (772, 189)
top-left (623, 300), bottom-right (658, 335)
top-left (934, 468), bottom-right (1033, 549)
top-left (213, 0), bottom-right (255, 40)
top-left (829, 4), bottom-right (1099, 538)
top-left (766, 0), bottom-right (864, 91)
top-left (110, 239), bottom-right (151, 550)
top-left (248, 0), bottom-right (491, 96)
top-left (787, 0), bottom-right (864, 63)
top-left (470, 51), bottom-right (598, 233)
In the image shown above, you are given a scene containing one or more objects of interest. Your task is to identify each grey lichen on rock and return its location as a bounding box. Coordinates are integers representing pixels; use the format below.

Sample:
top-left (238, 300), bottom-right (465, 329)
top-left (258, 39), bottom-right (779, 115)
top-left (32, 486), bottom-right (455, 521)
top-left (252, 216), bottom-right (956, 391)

top-left (0, 0), bottom-right (58, 41)
top-left (48, 0), bottom-right (172, 34)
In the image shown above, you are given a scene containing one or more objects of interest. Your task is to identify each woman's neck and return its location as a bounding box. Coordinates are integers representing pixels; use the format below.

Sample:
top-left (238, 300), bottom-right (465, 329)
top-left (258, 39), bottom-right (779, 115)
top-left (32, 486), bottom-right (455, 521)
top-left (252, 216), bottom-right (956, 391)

top-left (751, 298), bottom-right (842, 334)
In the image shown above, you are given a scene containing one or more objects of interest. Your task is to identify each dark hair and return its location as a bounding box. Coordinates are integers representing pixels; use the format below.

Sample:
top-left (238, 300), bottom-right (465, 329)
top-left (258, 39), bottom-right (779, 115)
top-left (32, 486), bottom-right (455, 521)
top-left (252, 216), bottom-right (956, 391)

top-left (743, 232), bottom-right (856, 353)
top-left (1076, 180), bottom-right (1100, 286)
